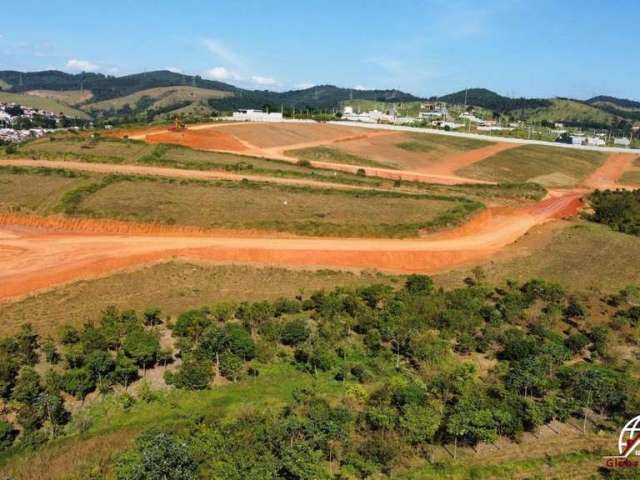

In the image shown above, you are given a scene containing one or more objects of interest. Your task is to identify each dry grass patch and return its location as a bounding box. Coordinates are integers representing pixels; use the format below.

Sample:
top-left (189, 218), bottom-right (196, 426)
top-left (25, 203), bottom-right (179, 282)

top-left (0, 167), bottom-right (89, 214)
top-left (435, 220), bottom-right (640, 293)
top-left (457, 144), bottom-right (605, 187)
top-left (71, 175), bottom-right (477, 237)
top-left (0, 263), bottom-right (394, 336)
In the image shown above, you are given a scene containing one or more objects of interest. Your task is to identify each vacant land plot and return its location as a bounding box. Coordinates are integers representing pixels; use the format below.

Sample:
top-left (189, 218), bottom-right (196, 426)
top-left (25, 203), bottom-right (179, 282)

top-left (333, 131), bottom-right (494, 172)
top-left (0, 167), bottom-right (89, 214)
top-left (20, 136), bottom-right (382, 187)
top-left (0, 263), bottom-right (392, 336)
top-left (23, 135), bottom-right (154, 162)
top-left (285, 145), bottom-right (396, 168)
top-left (435, 220), bottom-right (640, 293)
top-left (215, 122), bottom-right (365, 148)
top-left (457, 144), bottom-right (606, 187)
top-left (72, 176), bottom-right (479, 237)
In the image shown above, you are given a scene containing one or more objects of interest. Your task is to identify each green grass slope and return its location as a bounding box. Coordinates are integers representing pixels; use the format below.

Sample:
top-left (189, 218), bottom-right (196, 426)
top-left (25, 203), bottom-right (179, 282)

top-left (525, 99), bottom-right (618, 126)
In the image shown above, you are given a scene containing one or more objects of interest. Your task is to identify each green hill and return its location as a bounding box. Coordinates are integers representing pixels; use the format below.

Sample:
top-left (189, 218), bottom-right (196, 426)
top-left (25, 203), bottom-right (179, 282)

top-left (85, 86), bottom-right (233, 120)
top-left (436, 88), bottom-right (551, 112)
top-left (524, 98), bottom-right (619, 127)
top-left (586, 95), bottom-right (640, 121)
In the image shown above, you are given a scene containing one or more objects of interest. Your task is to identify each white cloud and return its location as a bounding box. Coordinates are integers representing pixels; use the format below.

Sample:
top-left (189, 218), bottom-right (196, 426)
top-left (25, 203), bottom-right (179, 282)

top-left (353, 84), bottom-right (369, 90)
top-left (64, 58), bottom-right (100, 72)
top-left (295, 82), bottom-right (315, 90)
top-left (165, 66), bottom-right (182, 74)
top-left (204, 66), bottom-right (241, 81)
top-left (251, 75), bottom-right (278, 87)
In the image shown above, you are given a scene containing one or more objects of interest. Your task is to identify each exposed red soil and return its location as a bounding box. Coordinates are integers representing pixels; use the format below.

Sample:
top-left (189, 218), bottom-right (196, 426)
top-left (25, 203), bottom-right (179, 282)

top-left (0, 192), bottom-right (582, 303)
top-left (212, 123), bottom-right (367, 148)
top-left (146, 129), bottom-right (249, 151)
top-left (582, 152), bottom-right (639, 189)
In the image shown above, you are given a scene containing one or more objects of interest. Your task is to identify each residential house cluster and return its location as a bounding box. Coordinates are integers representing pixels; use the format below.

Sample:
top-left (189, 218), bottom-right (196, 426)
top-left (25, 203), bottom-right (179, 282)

top-left (0, 102), bottom-right (69, 143)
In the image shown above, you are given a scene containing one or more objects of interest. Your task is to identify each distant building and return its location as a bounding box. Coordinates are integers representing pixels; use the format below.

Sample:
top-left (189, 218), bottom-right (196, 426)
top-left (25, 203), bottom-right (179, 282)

top-left (570, 135), bottom-right (585, 145)
top-left (232, 109), bottom-right (283, 122)
top-left (585, 136), bottom-right (606, 146)
top-left (614, 137), bottom-right (631, 147)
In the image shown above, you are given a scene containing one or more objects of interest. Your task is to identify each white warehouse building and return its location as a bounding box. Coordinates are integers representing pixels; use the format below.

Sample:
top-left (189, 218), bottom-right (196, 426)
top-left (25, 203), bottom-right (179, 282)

top-left (232, 109), bottom-right (283, 122)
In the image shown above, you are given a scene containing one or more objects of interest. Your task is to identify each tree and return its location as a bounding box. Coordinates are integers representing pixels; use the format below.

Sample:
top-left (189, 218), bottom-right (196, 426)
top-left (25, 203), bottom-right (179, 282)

top-left (404, 275), bottom-right (434, 295)
top-left (280, 319), bottom-right (310, 346)
top-left (123, 329), bottom-right (160, 370)
top-left (115, 432), bottom-right (198, 480)
top-left (15, 324), bottom-right (39, 365)
top-left (12, 367), bottom-right (43, 404)
top-left (165, 359), bottom-right (212, 390)
top-left (143, 308), bottom-right (163, 326)
top-left (219, 352), bottom-right (243, 382)
top-left (174, 309), bottom-right (211, 341)
top-left (42, 336), bottom-right (60, 364)
top-left (399, 405), bottom-right (442, 445)
top-left (111, 354), bottom-right (139, 388)
top-left (61, 368), bottom-right (96, 400)
top-left (0, 420), bottom-right (17, 450)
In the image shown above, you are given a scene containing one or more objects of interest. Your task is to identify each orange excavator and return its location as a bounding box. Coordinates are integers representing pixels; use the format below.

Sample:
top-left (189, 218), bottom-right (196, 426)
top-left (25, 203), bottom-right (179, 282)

top-left (169, 115), bottom-right (187, 131)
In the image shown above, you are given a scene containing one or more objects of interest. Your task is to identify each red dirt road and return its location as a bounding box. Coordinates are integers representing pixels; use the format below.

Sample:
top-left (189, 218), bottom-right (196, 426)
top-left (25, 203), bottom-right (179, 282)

top-left (582, 152), bottom-right (639, 190)
top-left (0, 192), bottom-right (581, 303)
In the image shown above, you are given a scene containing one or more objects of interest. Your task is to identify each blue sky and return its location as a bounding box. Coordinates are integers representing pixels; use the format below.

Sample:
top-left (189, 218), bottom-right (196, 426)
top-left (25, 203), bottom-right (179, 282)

top-left (1, 0), bottom-right (638, 99)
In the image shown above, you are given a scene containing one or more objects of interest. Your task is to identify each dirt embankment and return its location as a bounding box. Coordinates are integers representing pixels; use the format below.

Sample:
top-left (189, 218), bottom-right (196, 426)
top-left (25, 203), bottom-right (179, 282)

top-left (0, 192), bottom-right (582, 303)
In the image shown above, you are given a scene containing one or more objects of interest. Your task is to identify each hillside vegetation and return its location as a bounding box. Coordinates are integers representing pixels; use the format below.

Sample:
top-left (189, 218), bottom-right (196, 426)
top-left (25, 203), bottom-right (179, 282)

top-left (85, 86), bottom-right (233, 120)
top-left (0, 274), bottom-right (637, 479)
top-left (0, 92), bottom-right (90, 119)
top-left (525, 99), bottom-right (618, 127)
top-left (25, 89), bottom-right (93, 106)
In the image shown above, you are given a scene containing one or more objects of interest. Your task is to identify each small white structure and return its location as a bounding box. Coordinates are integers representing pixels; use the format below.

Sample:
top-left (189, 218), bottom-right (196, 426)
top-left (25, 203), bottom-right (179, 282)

top-left (585, 136), bottom-right (606, 146)
top-left (570, 135), bottom-right (585, 145)
top-left (343, 106), bottom-right (354, 116)
top-left (232, 109), bottom-right (283, 122)
top-left (614, 137), bottom-right (631, 147)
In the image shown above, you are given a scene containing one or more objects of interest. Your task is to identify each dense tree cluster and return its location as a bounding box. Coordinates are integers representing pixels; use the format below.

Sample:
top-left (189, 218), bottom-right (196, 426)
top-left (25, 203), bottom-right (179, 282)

top-left (0, 307), bottom-right (169, 452)
top-left (589, 189), bottom-right (640, 236)
top-left (2, 275), bottom-right (639, 478)
top-left (115, 275), bottom-right (638, 478)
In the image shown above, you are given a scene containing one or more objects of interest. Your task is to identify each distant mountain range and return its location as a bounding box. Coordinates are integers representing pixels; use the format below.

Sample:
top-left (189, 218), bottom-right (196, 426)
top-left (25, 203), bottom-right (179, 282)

top-left (0, 70), bottom-right (638, 128)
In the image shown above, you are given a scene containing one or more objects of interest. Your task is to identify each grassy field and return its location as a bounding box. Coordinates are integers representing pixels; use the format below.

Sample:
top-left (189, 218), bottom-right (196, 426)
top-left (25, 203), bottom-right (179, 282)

top-left (621, 170), bottom-right (640, 185)
top-left (457, 144), bottom-right (606, 187)
top-left (0, 263), bottom-right (393, 336)
top-left (0, 166), bottom-right (90, 214)
top-left (285, 145), bottom-right (396, 168)
top-left (67, 175), bottom-right (481, 237)
top-left (398, 132), bottom-right (491, 153)
top-left (435, 220), bottom-right (640, 293)
top-left (0, 92), bottom-right (90, 119)
top-left (18, 136), bottom-right (384, 187)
